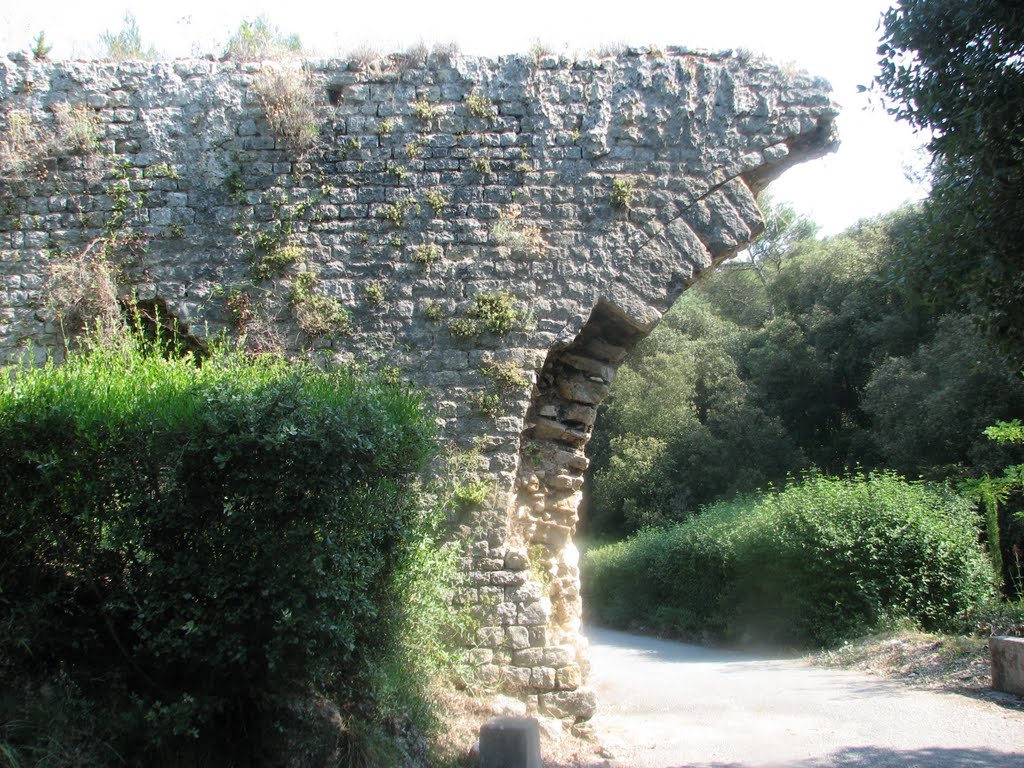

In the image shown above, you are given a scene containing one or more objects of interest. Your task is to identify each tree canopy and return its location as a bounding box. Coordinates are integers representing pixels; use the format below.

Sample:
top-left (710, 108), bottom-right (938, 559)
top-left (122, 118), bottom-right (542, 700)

top-left (876, 0), bottom-right (1024, 362)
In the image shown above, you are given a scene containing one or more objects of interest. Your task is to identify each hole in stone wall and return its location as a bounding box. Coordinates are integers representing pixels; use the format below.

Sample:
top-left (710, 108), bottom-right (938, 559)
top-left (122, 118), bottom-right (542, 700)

top-left (123, 297), bottom-right (208, 360)
top-left (326, 85), bottom-right (344, 106)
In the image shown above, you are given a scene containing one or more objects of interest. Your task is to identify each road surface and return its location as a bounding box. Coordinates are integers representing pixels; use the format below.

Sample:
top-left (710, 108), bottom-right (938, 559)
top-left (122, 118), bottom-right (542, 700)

top-left (582, 626), bottom-right (1024, 768)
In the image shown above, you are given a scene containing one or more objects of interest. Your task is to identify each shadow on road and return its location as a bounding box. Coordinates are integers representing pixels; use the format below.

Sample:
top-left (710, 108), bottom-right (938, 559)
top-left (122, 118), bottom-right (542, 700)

top-left (659, 745), bottom-right (1024, 768)
top-left (584, 625), bottom-right (801, 665)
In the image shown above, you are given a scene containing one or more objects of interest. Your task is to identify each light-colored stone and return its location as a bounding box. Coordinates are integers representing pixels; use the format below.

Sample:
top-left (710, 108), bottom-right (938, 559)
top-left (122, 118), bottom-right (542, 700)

top-left (491, 694), bottom-right (529, 718)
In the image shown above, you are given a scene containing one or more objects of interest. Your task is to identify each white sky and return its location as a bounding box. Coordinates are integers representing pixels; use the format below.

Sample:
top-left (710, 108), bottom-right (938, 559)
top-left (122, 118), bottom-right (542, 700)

top-left (3, 0), bottom-right (929, 234)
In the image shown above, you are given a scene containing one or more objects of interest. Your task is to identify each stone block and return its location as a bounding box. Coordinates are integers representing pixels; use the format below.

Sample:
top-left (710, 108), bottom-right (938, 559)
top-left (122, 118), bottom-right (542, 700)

top-left (504, 547), bottom-right (529, 570)
top-left (519, 598), bottom-right (552, 626)
top-left (556, 664), bottom-right (582, 689)
top-left (990, 635), bottom-right (1024, 696)
top-left (478, 626), bottom-right (505, 647)
top-left (504, 666), bottom-right (532, 689)
top-left (512, 648), bottom-right (545, 667)
top-left (479, 717), bottom-right (542, 768)
top-left (506, 626), bottom-right (531, 650)
top-left (530, 666), bottom-right (557, 691)
top-left (556, 376), bottom-right (609, 405)
top-left (543, 645), bottom-right (575, 667)
top-left (538, 688), bottom-right (597, 721)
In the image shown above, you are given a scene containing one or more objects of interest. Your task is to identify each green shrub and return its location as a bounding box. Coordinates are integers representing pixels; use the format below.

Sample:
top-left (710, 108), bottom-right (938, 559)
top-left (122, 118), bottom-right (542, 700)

top-left (610, 176), bottom-right (636, 209)
top-left (251, 242), bottom-right (302, 279)
top-left (469, 291), bottom-right (519, 334)
top-left (222, 15), bottom-right (302, 61)
top-left (729, 473), bottom-right (995, 645)
top-left (0, 341), bottom-right (435, 761)
top-left (292, 270), bottom-right (352, 335)
top-left (99, 12), bottom-right (157, 61)
top-left (583, 473), bottom-right (996, 647)
top-left (583, 498), bottom-right (745, 640)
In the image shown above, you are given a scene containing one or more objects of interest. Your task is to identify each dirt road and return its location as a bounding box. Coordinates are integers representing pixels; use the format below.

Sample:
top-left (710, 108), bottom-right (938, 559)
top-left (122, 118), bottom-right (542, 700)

top-left (583, 626), bottom-right (1024, 768)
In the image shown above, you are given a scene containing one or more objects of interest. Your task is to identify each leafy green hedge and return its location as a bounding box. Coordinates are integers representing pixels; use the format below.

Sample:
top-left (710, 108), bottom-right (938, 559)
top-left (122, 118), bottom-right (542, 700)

top-left (0, 342), bottom-right (435, 760)
top-left (583, 473), bottom-right (996, 647)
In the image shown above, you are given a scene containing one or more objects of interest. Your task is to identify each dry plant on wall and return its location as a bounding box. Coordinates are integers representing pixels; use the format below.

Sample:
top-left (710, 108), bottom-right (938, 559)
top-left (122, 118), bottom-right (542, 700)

top-left (491, 207), bottom-right (545, 258)
top-left (253, 66), bottom-right (320, 153)
top-left (46, 239), bottom-right (125, 342)
top-left (0, 110), bottom-right (47, 183)
top-left (1, 103), bottom-right (103, 185)
top-left (53, 103), bottom-right (101, 154)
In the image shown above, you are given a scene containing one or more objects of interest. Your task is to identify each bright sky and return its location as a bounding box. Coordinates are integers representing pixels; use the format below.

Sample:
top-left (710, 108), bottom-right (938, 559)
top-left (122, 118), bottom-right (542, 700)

top-left (3, 0), bottom-right (929, 234)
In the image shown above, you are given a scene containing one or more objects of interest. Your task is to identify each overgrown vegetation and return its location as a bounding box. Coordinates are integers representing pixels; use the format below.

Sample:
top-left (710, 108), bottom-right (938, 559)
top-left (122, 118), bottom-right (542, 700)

top-left (0, 103), bottom-right (101, 185)
top-left (0, 338), bottom-right (450, 765)
top-left (469, 291), bottom-right (519, 334)
top-left (252, 66), bottom-right (320, 153)
top-left (584, 203), bottom-right (1024, 587)
top-left (584, 473), bottom-right (997, 648)
top-left (491, 209), bottom-right (545, 258)
top-left (875, 0), bottom-right (1024, 361)
top-left (610, 177), bottom-right (636, 209)
top-left (291, 270), bottom-right (352, 336)
top-left (251, 242), bottom-right (302, 280)
top-left (222, 15), bottom-right (302, 60)
top-left (99, 12), bottom-right (157, 61)
top-left (583, 0), bottom-right (1024, 653)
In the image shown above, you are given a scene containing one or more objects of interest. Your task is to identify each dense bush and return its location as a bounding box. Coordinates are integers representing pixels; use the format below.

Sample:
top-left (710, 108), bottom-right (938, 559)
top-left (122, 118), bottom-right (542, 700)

top-left (583, 473), bottom-right (996, 647)
top-left (0, 341), bottom-right (436, 762)
top-left (583, 204), bottom-right (1024, 588)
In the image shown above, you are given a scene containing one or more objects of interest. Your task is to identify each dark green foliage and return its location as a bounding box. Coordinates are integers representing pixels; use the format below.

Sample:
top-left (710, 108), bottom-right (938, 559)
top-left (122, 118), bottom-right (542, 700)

top-left (863, 317), bottom-right (1024, 480)
top-left (0, 341), bottom-right (435, 762)
top-left (586, 294), bottom-right (804, 538)
top-left (876, 0), bottom-right (1024, 362)
top-left (584, 203), bottom-right (1024, 543)
top-left (583, 474), bottom-right (996, 647)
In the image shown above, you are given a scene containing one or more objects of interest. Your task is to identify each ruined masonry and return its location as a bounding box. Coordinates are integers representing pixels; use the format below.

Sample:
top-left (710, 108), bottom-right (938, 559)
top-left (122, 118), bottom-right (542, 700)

top-left (0, 47), bottom-right (837, 719)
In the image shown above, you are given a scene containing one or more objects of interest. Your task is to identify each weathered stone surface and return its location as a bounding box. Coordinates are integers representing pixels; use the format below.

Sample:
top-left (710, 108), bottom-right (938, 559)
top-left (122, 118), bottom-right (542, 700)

top-left (0, 49), bottom-right (836, 720)
top-left (538, 688), bottom-right (598, 721)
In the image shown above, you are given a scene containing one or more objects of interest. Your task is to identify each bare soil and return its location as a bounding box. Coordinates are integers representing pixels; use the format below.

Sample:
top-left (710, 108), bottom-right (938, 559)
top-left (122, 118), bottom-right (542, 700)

top-left (809, 630), bottom-right (1023, 710)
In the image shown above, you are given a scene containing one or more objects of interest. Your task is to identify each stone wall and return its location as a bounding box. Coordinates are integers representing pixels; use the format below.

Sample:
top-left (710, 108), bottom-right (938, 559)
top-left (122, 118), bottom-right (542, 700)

top-left (0, 47), bottom-right (837, 719)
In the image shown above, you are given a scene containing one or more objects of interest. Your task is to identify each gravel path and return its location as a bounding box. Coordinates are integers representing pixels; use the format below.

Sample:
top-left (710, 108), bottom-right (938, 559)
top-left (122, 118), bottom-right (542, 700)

top-left (583, 626), bottom-right (1024, 768)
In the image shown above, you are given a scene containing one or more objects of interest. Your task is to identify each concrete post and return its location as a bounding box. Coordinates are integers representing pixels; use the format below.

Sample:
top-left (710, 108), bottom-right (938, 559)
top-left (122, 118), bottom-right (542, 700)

top-left (479, 717), bottom-right (542, 768)
top-left (990, 635), bottom-right (1024, 696)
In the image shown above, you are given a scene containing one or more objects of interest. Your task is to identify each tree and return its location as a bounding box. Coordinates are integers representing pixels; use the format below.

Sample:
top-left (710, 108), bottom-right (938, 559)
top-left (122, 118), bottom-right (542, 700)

top-left (731, 195), bottom-right (818, 320)
top-left (99, 12), bottom-right (157, 61)
top-left (876, 0), bottom-right (1024, 363)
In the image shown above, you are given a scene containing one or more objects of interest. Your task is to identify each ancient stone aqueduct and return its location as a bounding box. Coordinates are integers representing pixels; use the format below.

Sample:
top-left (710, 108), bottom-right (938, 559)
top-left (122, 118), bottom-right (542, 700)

top-left (0, 47), bottom-right (837, 718)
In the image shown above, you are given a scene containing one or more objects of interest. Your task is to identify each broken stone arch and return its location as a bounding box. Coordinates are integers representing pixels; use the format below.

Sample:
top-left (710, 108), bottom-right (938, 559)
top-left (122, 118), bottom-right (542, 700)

top-left (0, 48), bottom-right (838, 718)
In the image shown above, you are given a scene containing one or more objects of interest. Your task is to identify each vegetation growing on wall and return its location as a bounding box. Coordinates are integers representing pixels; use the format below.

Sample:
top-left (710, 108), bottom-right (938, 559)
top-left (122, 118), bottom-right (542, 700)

top-left (222, 15), bottom-right (302, 61)
top-left (99, 12), bottom-right (158, 61)
top-left (291, 270), bottom-right (353, 336)
top-left (252, 65), bottom-right (320, 152)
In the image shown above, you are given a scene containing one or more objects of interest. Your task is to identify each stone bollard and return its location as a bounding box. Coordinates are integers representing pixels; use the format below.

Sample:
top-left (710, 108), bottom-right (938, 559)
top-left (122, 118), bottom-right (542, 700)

top-left (989, 635), bottom-right (1024, 696)
top-left (479, 716), bottom-right (542, 768)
